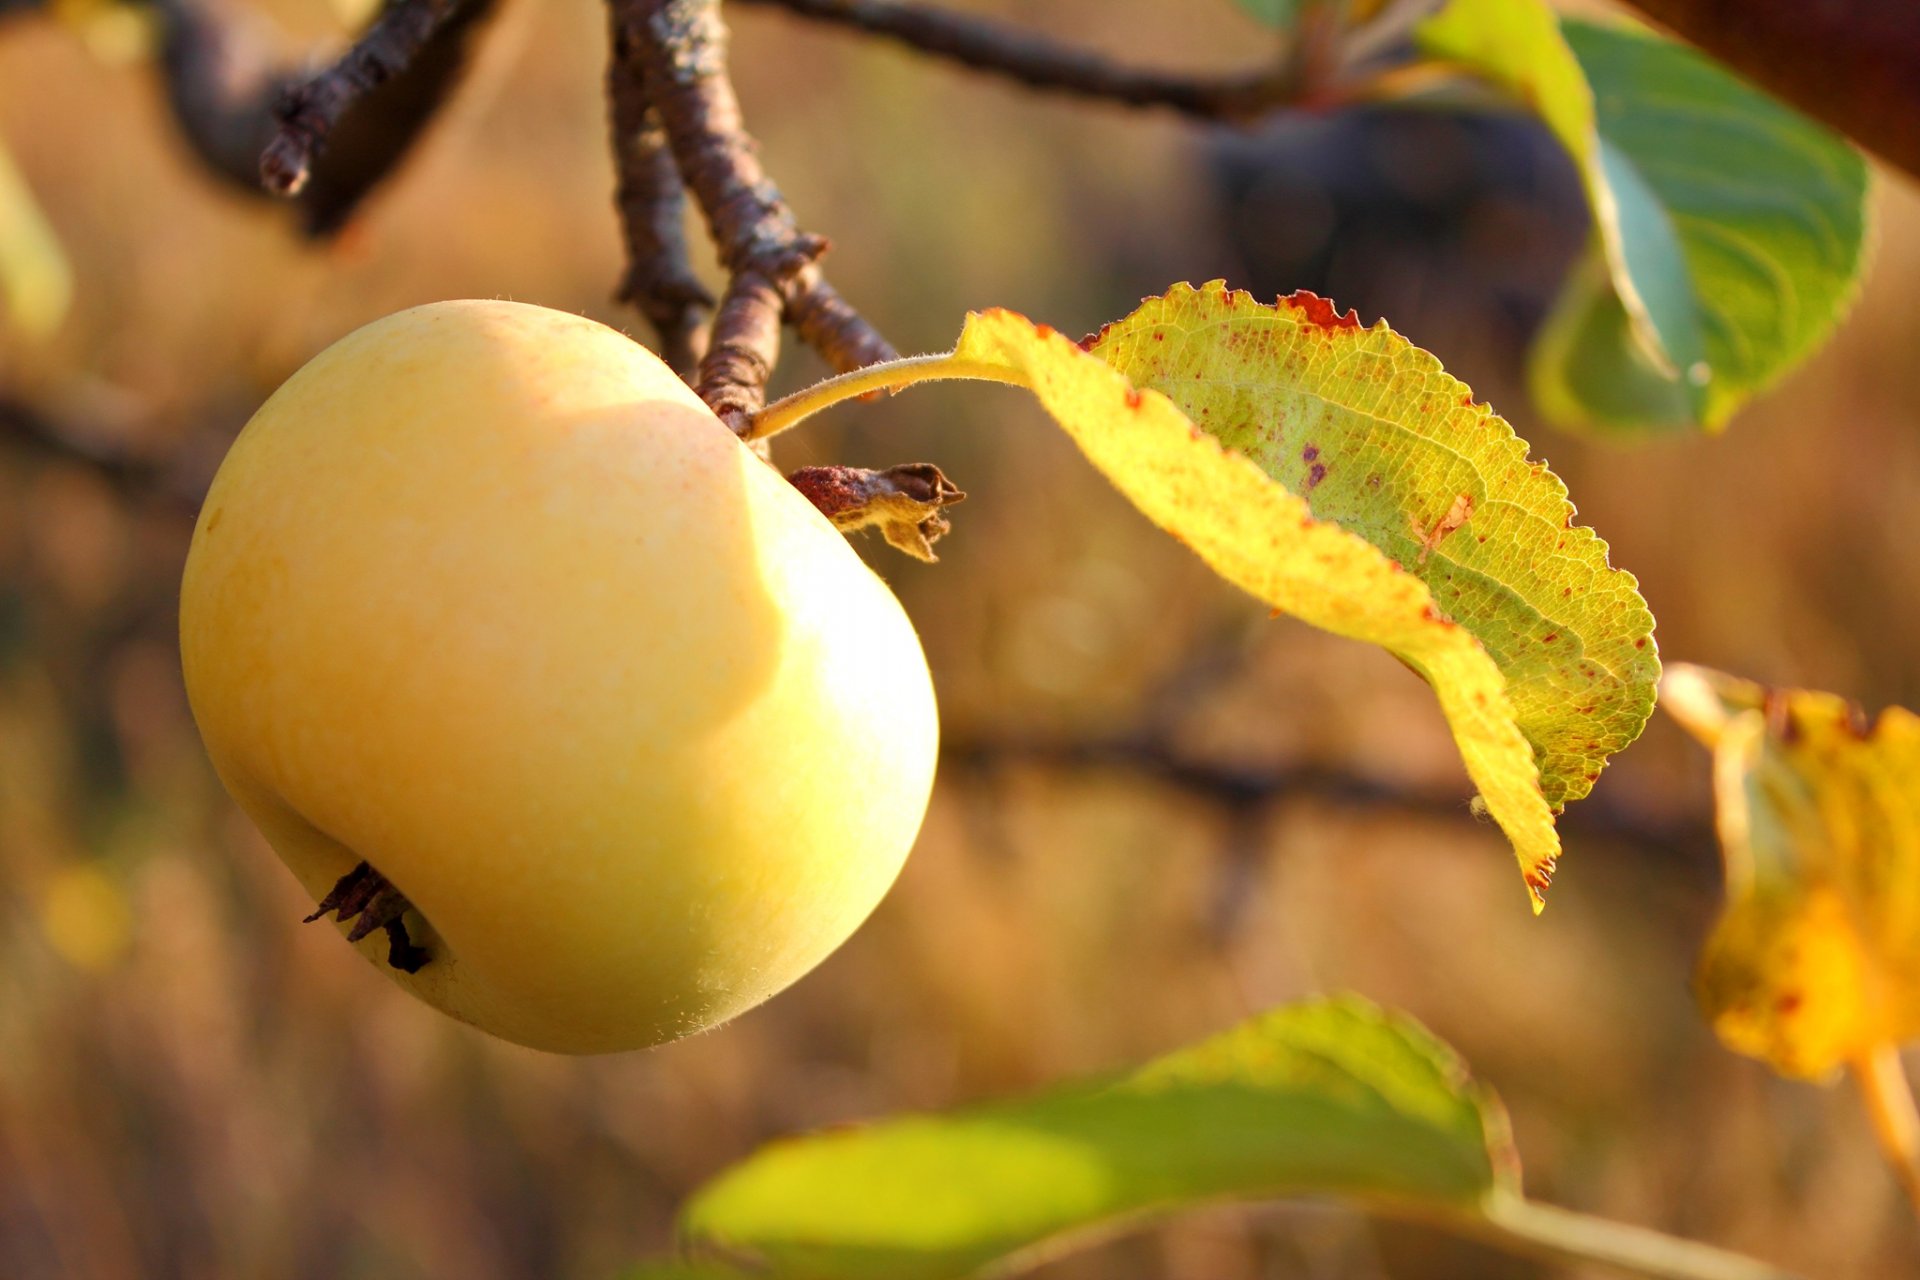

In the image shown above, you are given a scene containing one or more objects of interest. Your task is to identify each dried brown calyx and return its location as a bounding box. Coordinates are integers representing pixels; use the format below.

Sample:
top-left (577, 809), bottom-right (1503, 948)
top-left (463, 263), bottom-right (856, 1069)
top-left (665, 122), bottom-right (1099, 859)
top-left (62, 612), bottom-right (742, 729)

top-left (304, 861), bottom-right (431, 973)
top-left (787, 462), bottom-right (966, 562)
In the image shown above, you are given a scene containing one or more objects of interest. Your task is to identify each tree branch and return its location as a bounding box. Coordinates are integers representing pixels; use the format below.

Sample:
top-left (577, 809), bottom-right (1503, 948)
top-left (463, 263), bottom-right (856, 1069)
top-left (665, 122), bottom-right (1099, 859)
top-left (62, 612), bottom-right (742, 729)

top-left (0, 396), bottom-right (212, 512)
top-left (729, 0), bottom-right (1305, 122)
top-left (606, 1), bottom-right (713, 376)
top-left (617, 0), bottom-right (896, 430)
top-left (1619, 0), bottom-right (1920, 180)
top-left (943, 729), bottom-right (1721, 885)
top-left (146, 0), bottom-right (497, 236)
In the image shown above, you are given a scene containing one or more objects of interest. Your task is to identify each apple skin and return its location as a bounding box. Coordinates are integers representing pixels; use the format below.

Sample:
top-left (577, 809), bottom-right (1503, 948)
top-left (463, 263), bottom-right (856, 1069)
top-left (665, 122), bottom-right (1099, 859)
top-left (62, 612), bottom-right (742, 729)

top-left (179, 301), bottom-right (938, 1053)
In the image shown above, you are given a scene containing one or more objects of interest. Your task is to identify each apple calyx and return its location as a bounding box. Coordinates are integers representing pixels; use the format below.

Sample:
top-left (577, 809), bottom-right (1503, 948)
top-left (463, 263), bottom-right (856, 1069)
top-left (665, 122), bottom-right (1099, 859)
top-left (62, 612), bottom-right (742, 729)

top-left (787, 462), bottom-right (966, 562)
top-left (304, 861), bottom-right (431, 973)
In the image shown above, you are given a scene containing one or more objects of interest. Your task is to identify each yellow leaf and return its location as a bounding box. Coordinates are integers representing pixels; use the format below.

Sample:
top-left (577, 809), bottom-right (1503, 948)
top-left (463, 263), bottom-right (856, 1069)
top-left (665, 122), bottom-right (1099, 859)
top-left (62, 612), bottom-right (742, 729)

top-left (0, 138), bottom-right (73, 340)
top-left (1663, 664), bottom-right (1920, 1078)
top-left (949, 282), bottom-right (1658, 909)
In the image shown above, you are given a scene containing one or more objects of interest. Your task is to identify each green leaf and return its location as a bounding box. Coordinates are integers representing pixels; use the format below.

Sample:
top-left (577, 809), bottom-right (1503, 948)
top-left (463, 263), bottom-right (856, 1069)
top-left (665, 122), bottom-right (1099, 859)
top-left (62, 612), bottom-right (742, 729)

top-left (1416, 0), bottom-right (1705, 413)
top-left (681, 998), bottom-right (1512, 1280)
top-left (1231, 0), bottom-right (1297, 27)
top-left (644, 997), bottom-right (1799, 1280)
top-left (1415, 4), bottom-right (1869, 433)
top-left (0, 138), bottom-right (73, 340)
top-left (959, 282), bottom-right (1657, 907)
top-left (1532, 22), bottom-right (1870, 434)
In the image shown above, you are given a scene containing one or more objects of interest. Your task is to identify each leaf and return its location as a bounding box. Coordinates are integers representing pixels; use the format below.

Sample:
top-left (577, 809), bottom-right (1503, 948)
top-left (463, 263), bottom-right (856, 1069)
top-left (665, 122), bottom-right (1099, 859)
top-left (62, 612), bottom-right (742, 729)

top-left (1416, 0), bottom-right (1704, 408)
top-left (678, 997), bottom-right (1513, 1280)
top-left (1532, 23), bottom-right (1870, 434)
top-left (647, 997), bottom-right (1797, 1280)
top-left (1231, 0), bottom-right (1297, 27)
top-left (955, 281), bottom-right (1659, 908)
top-left (1662, 665), bottom-right (1920, 1079)
top-left (1417, 4), bottom-right (1870, 433)
top-left (0, 137), bottom-right (73, 340)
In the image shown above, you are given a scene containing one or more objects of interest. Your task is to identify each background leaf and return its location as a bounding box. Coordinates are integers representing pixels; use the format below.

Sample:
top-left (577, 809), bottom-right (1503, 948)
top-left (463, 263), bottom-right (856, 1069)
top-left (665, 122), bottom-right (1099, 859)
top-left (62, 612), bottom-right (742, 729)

top-left (944, 282), bottom-right (1657, 906)
top-left (1662, 666), bottom-right (1920, 1078)
top-left (677, 998), bottom-right (1513, 1280)
top-left (1530, 22), bottom-right (1870, 434)
top-left (1231, 0), bottom-right (1297, 28)
top-left (1416, 3), bottom-right (1869, 434)
top-left (1416, 0), bottom-right (1705, 412)
top-left (0, 137), bottom-right (73, 340)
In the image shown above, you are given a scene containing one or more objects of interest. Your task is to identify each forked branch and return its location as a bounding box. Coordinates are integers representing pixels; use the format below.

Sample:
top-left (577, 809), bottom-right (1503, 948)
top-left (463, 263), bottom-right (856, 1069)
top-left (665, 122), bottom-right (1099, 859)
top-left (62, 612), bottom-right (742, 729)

top-left (611, 0), bottom-right (896, 430)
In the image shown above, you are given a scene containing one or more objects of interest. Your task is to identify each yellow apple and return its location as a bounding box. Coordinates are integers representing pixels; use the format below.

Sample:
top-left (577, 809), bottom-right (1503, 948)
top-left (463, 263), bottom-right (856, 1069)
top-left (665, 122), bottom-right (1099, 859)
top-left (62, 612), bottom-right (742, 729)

top-left (179, 300), bottom-right (939, 1053)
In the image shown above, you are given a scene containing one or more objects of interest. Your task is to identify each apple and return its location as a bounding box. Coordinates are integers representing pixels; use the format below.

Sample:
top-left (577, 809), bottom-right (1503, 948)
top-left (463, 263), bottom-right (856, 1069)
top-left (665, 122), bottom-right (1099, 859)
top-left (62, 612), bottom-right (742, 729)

top-left (179, 301), bottom-right (939, 1053)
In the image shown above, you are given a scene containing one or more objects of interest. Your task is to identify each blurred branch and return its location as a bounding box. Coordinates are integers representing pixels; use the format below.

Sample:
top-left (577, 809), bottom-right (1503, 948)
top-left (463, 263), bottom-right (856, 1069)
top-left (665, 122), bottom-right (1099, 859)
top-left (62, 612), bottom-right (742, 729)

top-left (606, 3), bottom-right (713, 377)
top-left (260, 0), bottom-right (471, 196)
top-left (1619, 0), bottom-right (1920, 180)
top-left (944, 730), bottom-right (1720, 882)
top-left (146, 0), bottom-right (498, 235)
top-left (615, 0), bottom-right (896, 429)
top-left (0, 395), bottom-right (210, 512)
top-left (729, 0), bottom-right (1315, 123)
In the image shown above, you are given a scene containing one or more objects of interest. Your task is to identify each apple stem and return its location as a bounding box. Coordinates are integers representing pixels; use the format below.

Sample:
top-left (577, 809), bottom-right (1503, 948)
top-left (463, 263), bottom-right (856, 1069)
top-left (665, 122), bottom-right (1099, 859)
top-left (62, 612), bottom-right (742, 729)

top-left (745, 352), bottom-right (1033, 442)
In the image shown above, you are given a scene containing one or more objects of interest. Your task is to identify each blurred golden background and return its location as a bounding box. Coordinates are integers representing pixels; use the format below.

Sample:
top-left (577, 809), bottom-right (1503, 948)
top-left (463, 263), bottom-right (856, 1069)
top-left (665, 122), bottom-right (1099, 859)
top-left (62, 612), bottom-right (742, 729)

top-left (2, 1), bottom-right (1918, 1276)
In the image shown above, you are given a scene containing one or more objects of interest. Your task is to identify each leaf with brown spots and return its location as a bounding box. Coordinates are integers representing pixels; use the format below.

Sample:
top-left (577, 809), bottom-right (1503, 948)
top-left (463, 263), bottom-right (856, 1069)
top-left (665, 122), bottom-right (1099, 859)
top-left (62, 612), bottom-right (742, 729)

top-left (950, 281), bottom-right (1659, 909)
top-left (1663, 665), bottom-right (1920, 1079)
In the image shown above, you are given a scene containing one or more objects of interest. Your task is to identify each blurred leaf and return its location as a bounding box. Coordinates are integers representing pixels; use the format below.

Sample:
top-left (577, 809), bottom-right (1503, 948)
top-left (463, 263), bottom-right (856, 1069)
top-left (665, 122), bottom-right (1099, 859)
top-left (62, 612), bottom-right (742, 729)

top-left (952, 281), bottom-right (1658, 908)
top-left (648, 997), bottom-right (1797, 1280)
top-left (679, 997), bottom-right (1514, 1279)
top-left (0, 137), bottom-right (73, 340)
top-left (1662, 665), bottom-right (1920, 1078)
top-left (1417, 0), bottom-right (1705, 414)
top-left (1231, 0), bottom-right (1297, 28)
top-left (1529, 23), bottom-right (1869, 435)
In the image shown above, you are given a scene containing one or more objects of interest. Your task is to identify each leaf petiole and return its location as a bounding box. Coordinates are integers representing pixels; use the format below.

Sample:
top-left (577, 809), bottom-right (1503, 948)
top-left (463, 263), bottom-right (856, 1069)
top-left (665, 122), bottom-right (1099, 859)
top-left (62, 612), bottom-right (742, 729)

top-left (1852, 1047), bottom-right (1920, 1215)
top-left (745, 351), bottom-right (1031, 442)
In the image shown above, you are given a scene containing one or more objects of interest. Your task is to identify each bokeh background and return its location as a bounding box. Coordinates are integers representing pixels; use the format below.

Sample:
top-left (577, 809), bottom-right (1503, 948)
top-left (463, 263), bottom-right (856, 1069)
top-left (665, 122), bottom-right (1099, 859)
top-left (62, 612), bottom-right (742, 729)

top-left (2, 1), bottom-right (1918, 1276)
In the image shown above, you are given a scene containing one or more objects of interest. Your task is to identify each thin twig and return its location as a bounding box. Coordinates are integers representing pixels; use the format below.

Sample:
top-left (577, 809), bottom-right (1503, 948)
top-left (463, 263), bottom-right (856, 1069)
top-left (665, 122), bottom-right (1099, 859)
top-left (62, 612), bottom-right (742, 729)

top-left (260, 0), bottom-right (470, 197)
top-left (730, 0), bottom-right (1307, 122)
top-left (145, 0), bottom-right (498, 235)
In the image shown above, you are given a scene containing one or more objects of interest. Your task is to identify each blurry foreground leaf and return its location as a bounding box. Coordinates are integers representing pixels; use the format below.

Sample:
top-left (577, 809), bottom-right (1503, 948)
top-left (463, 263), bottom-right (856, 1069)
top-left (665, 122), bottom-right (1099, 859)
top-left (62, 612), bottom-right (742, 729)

top-left (1416, 6), bottom-right (1868, 433)
top-left (1663, 664), bottom-right (1920, 1208)
top-left (756, 282), bottom-right (1659, 909)
top-left (0, 138), bottom-right (73, 340)
top-left (632, 998), bottom-right (1794, 1280)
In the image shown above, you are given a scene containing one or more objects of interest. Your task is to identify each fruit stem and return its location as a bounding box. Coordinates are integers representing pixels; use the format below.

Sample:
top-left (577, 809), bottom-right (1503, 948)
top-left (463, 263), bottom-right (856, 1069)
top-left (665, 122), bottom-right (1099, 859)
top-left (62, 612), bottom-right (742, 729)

top-left (746, 352), bottom-right (1032, 442)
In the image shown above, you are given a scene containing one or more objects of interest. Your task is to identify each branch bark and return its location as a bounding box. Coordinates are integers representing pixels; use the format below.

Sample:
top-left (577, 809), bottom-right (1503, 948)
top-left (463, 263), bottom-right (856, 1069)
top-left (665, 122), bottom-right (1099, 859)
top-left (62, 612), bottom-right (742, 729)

top-left (606, 1), bottom-right (713, 376)
top-left (730, 0), bottom-right (1303, 122)
top-left (1616, 0), bottom-right (1920, 179)
top-left (944, 729), bottom-right (1721, 884)
top-left (616, 0), bottom-right (896, 430)
top-left (148, 0), bottom-right (497, 235)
